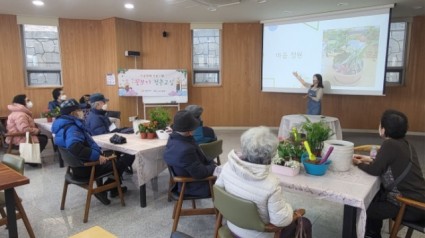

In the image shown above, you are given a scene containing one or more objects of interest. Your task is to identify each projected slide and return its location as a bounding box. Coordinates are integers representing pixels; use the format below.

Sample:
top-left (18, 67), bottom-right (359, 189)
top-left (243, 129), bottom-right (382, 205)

top-left (262, 9), bottom-right (390, 96)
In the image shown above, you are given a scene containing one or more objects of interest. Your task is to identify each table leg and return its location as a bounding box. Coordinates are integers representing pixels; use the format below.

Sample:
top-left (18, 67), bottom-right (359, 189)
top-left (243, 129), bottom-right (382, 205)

top-left (139, 184), bottom-right (146, 208)
top-left (343, 204), bottom-right (357, 238)
top-left (5, 188), bottom-right (18, 238)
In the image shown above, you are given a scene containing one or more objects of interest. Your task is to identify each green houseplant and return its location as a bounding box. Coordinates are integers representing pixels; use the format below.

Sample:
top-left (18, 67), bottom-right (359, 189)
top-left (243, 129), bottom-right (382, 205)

top-left (149, 107), bottom-right (171, 130)
top-left (300, 117), bottom-right (334, 156)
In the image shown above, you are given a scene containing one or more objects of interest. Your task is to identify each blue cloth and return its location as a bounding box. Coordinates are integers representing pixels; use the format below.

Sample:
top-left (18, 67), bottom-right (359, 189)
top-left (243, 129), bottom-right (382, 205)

top-left (192, 120), bottom-right (217, 144)
top-left (52, 115), bottom-right (101, 162)
top-left (85, 108), bottom-right (111, 136)
top-left (48, 100), bottom-right (61, 111)
top-left (307, 88), bottom-right (321, 115)
top-left (164, 132), bottom-right (216, 197)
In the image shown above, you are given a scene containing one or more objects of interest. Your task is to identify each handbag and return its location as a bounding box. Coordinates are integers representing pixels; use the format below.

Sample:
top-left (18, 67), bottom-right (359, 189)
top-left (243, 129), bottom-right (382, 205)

top-left (19, 131), bottom-right (42, 164)
top-left (109, 134), bottom-right (127, 144)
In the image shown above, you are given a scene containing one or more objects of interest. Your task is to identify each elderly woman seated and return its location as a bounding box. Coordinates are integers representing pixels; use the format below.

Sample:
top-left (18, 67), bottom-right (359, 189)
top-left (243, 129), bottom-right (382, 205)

top-left (216, 126), bottom-right (303, 238)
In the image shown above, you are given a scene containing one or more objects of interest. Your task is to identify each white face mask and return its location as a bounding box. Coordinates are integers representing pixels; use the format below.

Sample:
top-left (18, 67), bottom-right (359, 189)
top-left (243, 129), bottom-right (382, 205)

top-left (26, 101), bottom-right (33, 109)
top-left (60, 95), bottom-right (67, 101)
top-left (378, 125), bottom-right (385, 138)
top-left (101, 104), bottom-right (108, 111)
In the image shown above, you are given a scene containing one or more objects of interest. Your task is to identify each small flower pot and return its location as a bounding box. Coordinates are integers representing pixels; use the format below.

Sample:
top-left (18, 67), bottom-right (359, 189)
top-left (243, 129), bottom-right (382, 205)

top-left (301, 154), bottom-right (331, 176)
top-left (272, 164), bottom-right (300, 177)
top-left (140, 132), bottom-right (147, 139)
top-left (147, 132), bottom-right (156, 139)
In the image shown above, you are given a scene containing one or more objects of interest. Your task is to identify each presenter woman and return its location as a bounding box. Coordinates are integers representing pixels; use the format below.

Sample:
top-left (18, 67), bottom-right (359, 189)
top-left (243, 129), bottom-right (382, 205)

top-left (293, 72), bottom-right (324, 115)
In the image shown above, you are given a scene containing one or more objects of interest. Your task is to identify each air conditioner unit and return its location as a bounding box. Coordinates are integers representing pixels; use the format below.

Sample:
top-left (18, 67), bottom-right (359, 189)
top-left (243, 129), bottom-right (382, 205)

top-left (193, 0), bottom-right (241, 7)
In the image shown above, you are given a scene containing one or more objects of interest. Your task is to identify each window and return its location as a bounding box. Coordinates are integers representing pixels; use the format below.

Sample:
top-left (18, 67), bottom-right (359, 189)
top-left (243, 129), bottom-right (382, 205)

top-left (192, 28), bottom-right (221, 85)
top-left (385, 21), bottom-right (408, 85)
top-left (21, 24), bottom-right (62, 87)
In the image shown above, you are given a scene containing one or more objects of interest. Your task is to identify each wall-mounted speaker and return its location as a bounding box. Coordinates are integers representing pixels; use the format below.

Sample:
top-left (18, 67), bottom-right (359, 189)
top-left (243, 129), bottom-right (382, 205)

top-left (125, 50), bottom-right (141, 57)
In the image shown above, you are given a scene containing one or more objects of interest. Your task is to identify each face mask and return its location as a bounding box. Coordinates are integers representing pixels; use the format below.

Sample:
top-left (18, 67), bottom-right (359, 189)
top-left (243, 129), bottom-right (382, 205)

top-left (101, 104), bottom-right (108, 111)
top-left (26, 101), bottom-right (33, 109)
top-left (60, 95), bottom-right (67, 101)
top-left (378, 125), bottom-right (385, 138)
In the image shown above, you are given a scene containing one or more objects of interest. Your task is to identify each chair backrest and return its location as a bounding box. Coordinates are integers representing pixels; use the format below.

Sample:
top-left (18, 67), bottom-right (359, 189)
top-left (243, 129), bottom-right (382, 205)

top-left (58, 147), bottom-right (85, 167)
top-left (106, 110), bottom-right (121, 119)
top-left (213, 185), bottom-right (266, 231)
top-left (2, 154), bottom-right (25, 175)
top-left (199, 139), bottom-right (223, 159)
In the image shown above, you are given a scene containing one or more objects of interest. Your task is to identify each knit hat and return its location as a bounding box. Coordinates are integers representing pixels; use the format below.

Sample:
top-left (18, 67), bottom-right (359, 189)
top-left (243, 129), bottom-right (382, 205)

top-left (60, 99), bottom-right (80, 115)
top-left (185, 105), bottom-right (203, 118)
top-left (89, 93), bottom-right (109, 103)
top-left (172, 110), bottom-right (200, 132)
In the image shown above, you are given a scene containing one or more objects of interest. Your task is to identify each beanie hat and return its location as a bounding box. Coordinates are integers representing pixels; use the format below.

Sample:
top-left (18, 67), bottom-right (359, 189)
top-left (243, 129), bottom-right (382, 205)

top-left (172, 110), bottom-right (200, 132)
top-left (185, 105), bottom-right (203, 118)
top-left (89, 93), bottom-right (109, 103)
top-left (60, 99), bottom-right (80, 115)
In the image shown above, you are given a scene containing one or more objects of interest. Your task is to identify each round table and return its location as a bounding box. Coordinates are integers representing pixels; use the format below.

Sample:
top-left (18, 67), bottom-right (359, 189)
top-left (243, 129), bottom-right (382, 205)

top-left (278, 114), bottom-right (343, 140)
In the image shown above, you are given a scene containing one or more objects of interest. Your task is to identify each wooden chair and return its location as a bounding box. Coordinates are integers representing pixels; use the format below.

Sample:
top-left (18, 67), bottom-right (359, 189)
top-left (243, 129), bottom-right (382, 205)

top-left (389, 195), bottom-right (425, 238)
top-left (354, 144), bottom-right (380, 155)
top-left (0, 154), bottom-right (35, 238)
top-left (167, 165), bottom-right (216, 232)
top-left (199, 139), bottom-right (223, 165)
top-left (213, 185), bottom-right (305, 238)
top-left (58, 147), bottom-right (125, 223)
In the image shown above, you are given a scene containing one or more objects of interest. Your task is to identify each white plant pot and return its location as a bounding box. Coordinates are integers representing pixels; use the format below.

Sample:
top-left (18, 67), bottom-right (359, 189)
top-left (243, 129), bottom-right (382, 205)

top-left (322, 140), bottom-right (354, 172)
top-left (156, 130), bottom-right (170, 140)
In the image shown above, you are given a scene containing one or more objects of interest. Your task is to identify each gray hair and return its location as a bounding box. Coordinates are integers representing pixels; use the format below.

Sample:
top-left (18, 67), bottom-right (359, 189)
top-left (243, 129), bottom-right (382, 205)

top-left (90, 101), bottom-right (102, 109)
top-left (240, 126), bottom-right (278, 165)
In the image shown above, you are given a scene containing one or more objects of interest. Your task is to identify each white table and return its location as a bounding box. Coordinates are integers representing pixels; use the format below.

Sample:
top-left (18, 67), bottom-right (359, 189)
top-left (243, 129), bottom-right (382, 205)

top-left (92, 133), bottom-right (167, 207)
top-left (275, 165), bottom-right (380, 238)
top-left (278, 114), bottom-right (343, 140)
top-left (34, 118), bottom-right (53, 137)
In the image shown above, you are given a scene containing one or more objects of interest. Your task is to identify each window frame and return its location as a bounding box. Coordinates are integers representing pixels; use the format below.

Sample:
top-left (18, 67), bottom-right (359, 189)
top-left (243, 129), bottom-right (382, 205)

top-left (191, 27), bottom-right (222, 87)
top-left (20, 24), bottom-right (63, 88)
top-left (385, 20), bottom-right (410, 86)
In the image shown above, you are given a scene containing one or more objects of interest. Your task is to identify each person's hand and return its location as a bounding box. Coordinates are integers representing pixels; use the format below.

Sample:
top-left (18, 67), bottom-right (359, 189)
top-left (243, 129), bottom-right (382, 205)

top-left (99, 155), bottom-right (109, 165)
top-left (303, 94), bottom-right (309, 99)
top-left (292, 72), bottom-right (299, 78)
top-left (293, 209), bottom-right (305, 219)
top-left (352, 154), bottom-right (372, 165)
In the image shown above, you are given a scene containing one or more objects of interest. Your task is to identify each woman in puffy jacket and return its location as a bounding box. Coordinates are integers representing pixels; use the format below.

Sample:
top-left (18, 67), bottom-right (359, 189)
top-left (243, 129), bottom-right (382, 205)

top-left (6, 94), bottom-right (48, 152)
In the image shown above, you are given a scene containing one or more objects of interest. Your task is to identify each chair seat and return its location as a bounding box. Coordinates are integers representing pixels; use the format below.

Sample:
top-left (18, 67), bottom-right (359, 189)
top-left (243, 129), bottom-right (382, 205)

top-left (403, 219), bottom-right (425, 232)
top-left (218, 225), bottom-right (234, 238)
top-left (170, 189), bottom-right (212, 201)
top-left (65, 171), bottom-right (113, 185)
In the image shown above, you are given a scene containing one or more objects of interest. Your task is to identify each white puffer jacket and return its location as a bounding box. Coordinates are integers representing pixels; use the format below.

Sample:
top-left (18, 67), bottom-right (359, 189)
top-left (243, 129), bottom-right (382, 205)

top-left (215, 150), bottom-right (293, 238)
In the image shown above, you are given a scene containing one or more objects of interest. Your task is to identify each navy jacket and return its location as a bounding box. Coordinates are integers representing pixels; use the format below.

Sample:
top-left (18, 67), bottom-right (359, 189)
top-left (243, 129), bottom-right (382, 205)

top-left (85, 108), bottom-right (111, 136)
top-left (52, 115), bottom-right (101, 162)
top-left (164, 132), bottom-right (216, 197)
top-left (48, 100), bottom-right (61, 111)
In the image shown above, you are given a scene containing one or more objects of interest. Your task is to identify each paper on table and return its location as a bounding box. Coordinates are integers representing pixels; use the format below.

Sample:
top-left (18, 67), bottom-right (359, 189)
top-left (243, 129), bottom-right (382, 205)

top-left (109, 123), bottom-right (117, 132)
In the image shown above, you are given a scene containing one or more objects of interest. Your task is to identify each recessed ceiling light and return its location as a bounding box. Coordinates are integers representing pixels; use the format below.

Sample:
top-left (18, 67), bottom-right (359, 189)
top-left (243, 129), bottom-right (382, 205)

top-left (32, 0), bottom-right (44, 6)
top-left (124, 3), bottom-right (134, 9)
top-left (337, 2), bottom-right (348, 6)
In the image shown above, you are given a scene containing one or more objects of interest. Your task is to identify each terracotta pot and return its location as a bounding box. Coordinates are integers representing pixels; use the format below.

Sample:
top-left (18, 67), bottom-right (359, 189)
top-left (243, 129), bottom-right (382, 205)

top-left (147, 132), bottom-right (156, 139)
top-left (140, 132), bottom-right (147, 139)
top-left (47, 117), bottom-right (53, 123)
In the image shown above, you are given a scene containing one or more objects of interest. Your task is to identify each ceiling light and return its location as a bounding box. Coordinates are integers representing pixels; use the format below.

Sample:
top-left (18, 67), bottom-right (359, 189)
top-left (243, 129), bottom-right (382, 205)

top-left (32, 0), bottom-right (44, 6)
top-left (124, 3), bottom-right (134, 9)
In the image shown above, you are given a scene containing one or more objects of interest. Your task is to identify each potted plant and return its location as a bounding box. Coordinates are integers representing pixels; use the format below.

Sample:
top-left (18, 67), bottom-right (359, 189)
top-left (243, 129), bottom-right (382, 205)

top-left (149, 107), bottom-right (171, 130)
top-left (138, 122), bottom-right (149, 139)
top-left (41, 107), bottom-right (61, 122)
top-left (300, 117), bottom-right (334, 156)
top-left (146, 121), bottom-right (158, 139)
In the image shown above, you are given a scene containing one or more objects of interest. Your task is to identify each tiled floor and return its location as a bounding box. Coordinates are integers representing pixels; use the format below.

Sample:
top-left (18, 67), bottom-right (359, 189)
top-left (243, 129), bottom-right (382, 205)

top-left (0, 129), bottom-right (424, 238)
